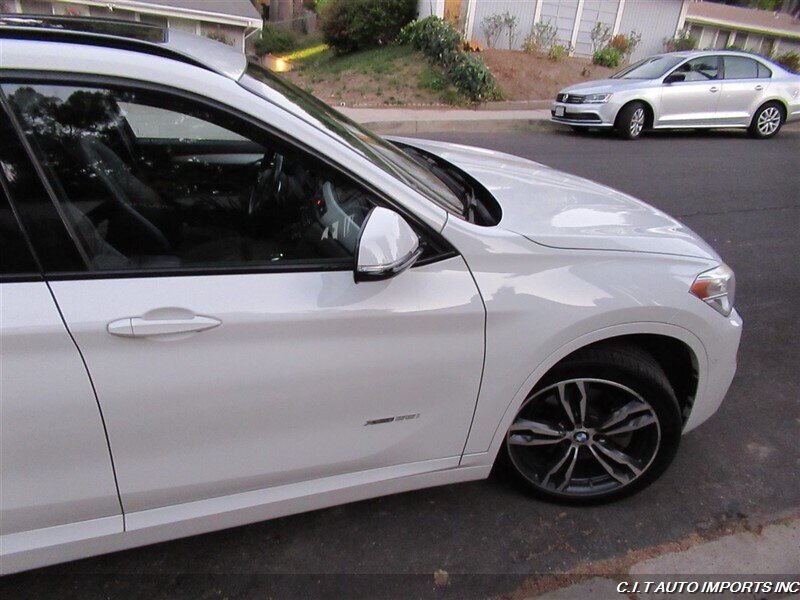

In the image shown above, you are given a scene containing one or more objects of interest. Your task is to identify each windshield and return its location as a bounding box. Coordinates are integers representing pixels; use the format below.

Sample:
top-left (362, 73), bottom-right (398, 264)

top-left (240, 62), bottom-right (466, 217)
top-left (612, 55), bottom-right (686, 79)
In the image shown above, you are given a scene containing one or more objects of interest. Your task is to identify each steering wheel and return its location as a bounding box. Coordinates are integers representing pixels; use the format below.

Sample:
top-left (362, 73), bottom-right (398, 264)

top-left (248, 153), bottom-right (284, 217)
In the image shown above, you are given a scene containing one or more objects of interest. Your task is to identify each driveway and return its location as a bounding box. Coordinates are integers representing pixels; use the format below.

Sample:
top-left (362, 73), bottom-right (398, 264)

top-left (3, 129), bottom-right (799, 600)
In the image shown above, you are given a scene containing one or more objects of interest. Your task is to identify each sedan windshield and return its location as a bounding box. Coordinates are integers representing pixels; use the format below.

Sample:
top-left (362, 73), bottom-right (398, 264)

top-left (240, 62), bottom-right (466, 218)
top-left (612, 55), bottom-right (686, 79)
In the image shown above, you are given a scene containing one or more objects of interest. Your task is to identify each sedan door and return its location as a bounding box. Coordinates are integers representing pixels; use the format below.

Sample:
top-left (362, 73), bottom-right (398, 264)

top-left (658, 56), bottom-right (723, 127)
top-left (718, 56), bottom-right (773, 126)
top-left (3, 81), bottom-right (485, 518)
top-left (0, 116), bottom-right (121, 569)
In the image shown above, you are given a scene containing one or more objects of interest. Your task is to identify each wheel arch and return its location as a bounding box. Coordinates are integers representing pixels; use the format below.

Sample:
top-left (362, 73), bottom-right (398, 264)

top-left (615, 98), bottom-right (656, 129)
top-left (753, 97), bottom-right (788, 122)
top-left (462, 323), bottom-right (708, 468)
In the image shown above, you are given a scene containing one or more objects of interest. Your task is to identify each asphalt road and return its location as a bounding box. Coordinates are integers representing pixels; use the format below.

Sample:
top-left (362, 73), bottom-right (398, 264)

top-left (4, 129), bottom-right (799, 600)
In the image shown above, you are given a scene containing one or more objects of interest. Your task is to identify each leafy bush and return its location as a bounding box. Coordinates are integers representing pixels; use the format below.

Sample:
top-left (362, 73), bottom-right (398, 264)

top-left (320, 0), bottom-right (416, 54)
top-left (548, 43), bottom-right (570, 61)
top-left (480, 12), bottom-right (518, 49)
top-left (398, 16), bottom-right (463, 61)
top-left (446, 52), bottom-right (501, 101)
top-left (522, 20), bottom-right (557, 54)
top-left (399, 17), bottom-right (501, 102)
top-left (254, 24), bottom-right (297, 56)
top-left (590, 22), bottom-right (612, 53)
top-left (664, 29), bottom-right (698, 52)
top-left (593, 46), bottom-right (623, 68)
top-left (774, 51), bottom-right (799, 73)
top-left (609, 31), bottom-right (641, 59)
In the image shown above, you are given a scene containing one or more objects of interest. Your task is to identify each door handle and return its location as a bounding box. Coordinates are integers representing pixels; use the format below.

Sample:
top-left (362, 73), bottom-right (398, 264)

top-left (709, 86), bottom-right (719, 93)
top-left (755, 85), bottom-right (764, 91)
top-left (108, 315), bottom-right (222, 338)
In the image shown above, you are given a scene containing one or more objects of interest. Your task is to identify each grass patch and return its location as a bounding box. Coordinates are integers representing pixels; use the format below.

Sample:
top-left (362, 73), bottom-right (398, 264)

top-left (285, 45), bottom-right (469, 106)
top-left (295, 44), bottom-right (417, 74)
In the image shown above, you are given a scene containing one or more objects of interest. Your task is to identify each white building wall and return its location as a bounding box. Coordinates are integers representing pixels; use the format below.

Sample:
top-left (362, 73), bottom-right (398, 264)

top-left (470, 0), bottom-right (539, 48)
top-left (618, 0), bottom-right (684, 60)
top-left (539, 0), bottom-right (580, 47)
top-left (575, 0), bottom-right (619, 55)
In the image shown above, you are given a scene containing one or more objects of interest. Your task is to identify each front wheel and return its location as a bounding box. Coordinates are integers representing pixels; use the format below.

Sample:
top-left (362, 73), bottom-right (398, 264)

top-left (615, 102), bottom-right (647, 140)
top-left (502, 344), bottom-right (682, 504)
top-left (749, 102), bottom-right (784, 139)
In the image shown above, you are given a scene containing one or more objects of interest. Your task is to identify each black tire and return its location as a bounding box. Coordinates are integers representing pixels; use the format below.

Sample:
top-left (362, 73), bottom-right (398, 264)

top-left (748, 102), bottom-right (784, 139)
top-left (499, 343), bottom-right (682, 505)
top-left (615, 102), bottom-right (647, 140)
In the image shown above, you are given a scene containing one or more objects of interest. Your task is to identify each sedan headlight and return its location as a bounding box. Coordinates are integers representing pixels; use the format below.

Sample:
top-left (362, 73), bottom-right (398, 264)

top-left (584, 93), bottom-right (613, 103)
top-left (690, 264), bottom-right (736, 317)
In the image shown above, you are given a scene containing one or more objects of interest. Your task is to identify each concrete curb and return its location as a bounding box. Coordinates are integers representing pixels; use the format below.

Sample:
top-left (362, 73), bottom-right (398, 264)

top-left (360, 118), bottom-right (561, 134)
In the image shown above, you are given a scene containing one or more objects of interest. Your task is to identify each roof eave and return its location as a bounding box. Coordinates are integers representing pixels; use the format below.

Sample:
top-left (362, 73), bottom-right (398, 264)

top-left (684, 15), bottom-right (800, 41)
top-left (59, 0), bottom-right (263, 29)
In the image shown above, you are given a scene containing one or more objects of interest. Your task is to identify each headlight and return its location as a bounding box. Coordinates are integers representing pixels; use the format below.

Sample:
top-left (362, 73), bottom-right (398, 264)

top-left (584, 93), bottom-right (613, 103)
top-left (690, 264), bottom-right (736, 317)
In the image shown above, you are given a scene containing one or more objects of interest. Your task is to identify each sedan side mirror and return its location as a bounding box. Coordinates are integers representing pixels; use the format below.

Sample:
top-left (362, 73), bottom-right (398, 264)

top-left (355, 207), bottom-right (422, 282)
top-left (664, 73), bottom-right (686, 84)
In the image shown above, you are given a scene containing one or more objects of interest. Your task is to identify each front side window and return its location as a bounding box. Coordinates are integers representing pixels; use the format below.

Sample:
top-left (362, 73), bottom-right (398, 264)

top-left (3, 83), bottom-right (377, 273)
top-left (672, 57), bottom-right (720, 81)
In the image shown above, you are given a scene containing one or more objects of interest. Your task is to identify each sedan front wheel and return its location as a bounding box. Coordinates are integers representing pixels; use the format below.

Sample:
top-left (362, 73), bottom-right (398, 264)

top-left (503, 344), bottom-right (682, 504)
top-left (615, 102), bottom-right (647, 140)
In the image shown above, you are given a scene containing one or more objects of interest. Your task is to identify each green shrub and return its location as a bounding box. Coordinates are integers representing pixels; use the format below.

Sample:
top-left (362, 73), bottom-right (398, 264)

top-left (398, 17), bottom-right (501, 102)
top-left (523, 20), bottom-right (557, 54)
top-left (548, 43), bottom-right (569, 61)
top-left (320, 0), bottom-right (416, 54)
top-left (664, 30), bottom-right (698, 52)
top-left (397, 16), bottom-right (463, 61)
top-left (593, 46), bottom-right (623, 68)
top-left (254, 24), bottom-right (297, 56)
top-left (446, 52), bottom-right (502, 102)
top-left (774, 50), bottom-right (800, 73)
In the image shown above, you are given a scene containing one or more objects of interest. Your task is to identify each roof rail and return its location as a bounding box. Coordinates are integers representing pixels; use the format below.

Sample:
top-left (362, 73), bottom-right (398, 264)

top-left (0, 14), bottom-right (211, 73)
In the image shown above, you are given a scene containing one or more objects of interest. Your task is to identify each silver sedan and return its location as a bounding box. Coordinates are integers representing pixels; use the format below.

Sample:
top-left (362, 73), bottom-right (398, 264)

top-left (552, 50), bottom-right (800, 139)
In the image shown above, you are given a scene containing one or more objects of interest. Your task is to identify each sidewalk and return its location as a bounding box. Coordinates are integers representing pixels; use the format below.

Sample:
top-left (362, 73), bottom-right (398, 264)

top-left (521, 514), bottom-right (800, 599)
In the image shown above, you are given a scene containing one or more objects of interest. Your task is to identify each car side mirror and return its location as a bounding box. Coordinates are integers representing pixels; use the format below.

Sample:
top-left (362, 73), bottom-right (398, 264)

top-left (664, 73), bottom-right (686, 84)
top-left (355, 207), bottom-right (422, 282)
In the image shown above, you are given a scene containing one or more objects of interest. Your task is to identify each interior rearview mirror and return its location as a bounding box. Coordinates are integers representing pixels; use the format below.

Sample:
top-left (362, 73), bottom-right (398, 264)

top-left (355, 207), bottom-right (422, 282)
top-left (664, 73), bottom-right (686, 84)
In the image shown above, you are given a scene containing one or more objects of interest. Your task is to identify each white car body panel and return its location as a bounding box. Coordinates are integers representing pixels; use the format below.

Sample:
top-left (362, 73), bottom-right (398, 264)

top-left (0, 283), bottom-right (121, 537)
top-left (48, 258), bottom-right (484, 514)
top-left (392, 138), bottom-right (719, 259)
top-left (0, 26), bottom-right (743, 574)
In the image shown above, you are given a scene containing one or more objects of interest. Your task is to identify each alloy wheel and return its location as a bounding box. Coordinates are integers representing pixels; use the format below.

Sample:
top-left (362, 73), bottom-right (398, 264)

top-left (757, 106), bottom-right (781, 136)
top-left (506, 378), bottom-right (661, 497)
top-left (629, 108), bottom-right (645, 138)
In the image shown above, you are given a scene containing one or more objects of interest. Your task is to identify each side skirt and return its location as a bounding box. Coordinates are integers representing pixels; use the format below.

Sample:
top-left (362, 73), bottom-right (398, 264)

top-left (1, 459), bottom-right (491, 575)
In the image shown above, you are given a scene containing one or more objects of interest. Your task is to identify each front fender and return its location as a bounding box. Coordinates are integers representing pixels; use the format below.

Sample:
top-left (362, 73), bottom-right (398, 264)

top-left (460, 322), bottom-right (708, 468)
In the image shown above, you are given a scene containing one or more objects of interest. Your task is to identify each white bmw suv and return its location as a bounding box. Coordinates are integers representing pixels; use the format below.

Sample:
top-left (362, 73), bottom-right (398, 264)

top-left (0, 16), bottom-right (741, 574)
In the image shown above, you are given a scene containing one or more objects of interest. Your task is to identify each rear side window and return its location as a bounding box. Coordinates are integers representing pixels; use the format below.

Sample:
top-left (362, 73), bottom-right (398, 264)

top-left (724, 56), bottom-right (761, 79)
top-left (757, 62), bottom-right (772, 78)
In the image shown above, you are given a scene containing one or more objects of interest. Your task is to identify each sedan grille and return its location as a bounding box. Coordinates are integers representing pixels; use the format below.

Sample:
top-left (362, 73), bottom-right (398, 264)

top-left (556, 93), bottom-right (586, 104)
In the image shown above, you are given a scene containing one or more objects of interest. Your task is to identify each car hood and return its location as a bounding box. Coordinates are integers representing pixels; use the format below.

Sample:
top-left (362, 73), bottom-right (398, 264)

top-left (392, 137), bottom-right (718, 260)
top-left (559, 78), bottom-right (649, 94)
